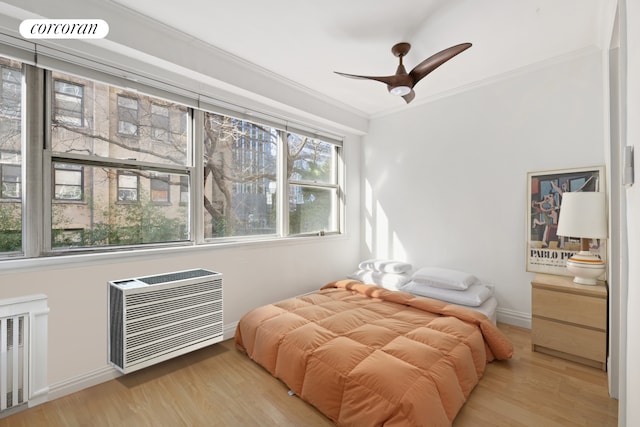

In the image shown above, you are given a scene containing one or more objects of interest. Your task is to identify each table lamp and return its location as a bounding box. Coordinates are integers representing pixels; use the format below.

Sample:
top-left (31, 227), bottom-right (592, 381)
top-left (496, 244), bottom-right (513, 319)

top-left (556, 191), bottom-right (607, 285)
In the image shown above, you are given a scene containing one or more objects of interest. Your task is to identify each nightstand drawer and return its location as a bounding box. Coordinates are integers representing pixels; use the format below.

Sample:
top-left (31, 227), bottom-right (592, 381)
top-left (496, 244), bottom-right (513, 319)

top-left (532, 287), bottom-right (606, 330)
top-left (532, 317), bottom-right (606, 362)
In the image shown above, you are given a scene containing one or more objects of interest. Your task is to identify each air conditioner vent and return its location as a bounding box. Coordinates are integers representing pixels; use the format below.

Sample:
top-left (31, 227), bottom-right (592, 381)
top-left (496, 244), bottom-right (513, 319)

top-left (108, 269), bottom-right (223, 374)
top-left (137, 269), bottom-right (215, 285)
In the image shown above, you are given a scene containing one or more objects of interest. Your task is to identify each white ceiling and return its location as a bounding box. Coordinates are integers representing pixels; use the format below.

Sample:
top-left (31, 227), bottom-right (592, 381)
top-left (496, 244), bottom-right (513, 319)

top-left (111, 0), bottom-right (610, 117)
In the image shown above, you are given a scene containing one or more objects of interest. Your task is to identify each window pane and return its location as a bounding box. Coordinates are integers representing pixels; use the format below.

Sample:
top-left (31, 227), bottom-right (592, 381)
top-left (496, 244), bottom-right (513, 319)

top-left (53, 163), bottom-right (83, 201)
top-left (150, 174), bottom-right (170, 203)
top-left (52, 166), bottom-right (189, 249)
top-left (0, 58), bottom-right (22, 254)
top-left (288, 186), bottom-right (337, 234)
top-left (54, 80), bottom-right (83, 126)
top-left (287, 136), bottom-right (336, 185)
top-left (151, 104), bottom-right (170, 142)
top-left (202, 112), bottom-right (277, 238)
top-left (117, 95), bottom-right (138, 136)
top-left (286, 134), bottom-right (339, 235)
top-left (0, 66), bottom-right (21, 118)
top-left (51, 72), bottom-right (189, 167)
top-left (117, 172), bottom-right (138, 202)
top-left (1, 163), bottom-right (21, 199)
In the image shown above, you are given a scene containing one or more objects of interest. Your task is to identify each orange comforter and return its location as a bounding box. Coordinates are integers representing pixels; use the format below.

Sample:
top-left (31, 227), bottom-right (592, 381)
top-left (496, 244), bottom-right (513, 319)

top-left (235, 280), bottom-right (513, 427)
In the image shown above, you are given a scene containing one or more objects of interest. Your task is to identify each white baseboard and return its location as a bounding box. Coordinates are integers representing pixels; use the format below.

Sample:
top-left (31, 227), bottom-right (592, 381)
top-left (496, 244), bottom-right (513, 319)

top-left (224, 321), bottom-right (238, 340)
top-left (497, 308), bottom-right (531, 329)
top-left (48, 365), bottom-right (122, 401)
top-left (38, 313), bottom-right (530, 408)
top-left (46, 322), bottom-right (240, 403)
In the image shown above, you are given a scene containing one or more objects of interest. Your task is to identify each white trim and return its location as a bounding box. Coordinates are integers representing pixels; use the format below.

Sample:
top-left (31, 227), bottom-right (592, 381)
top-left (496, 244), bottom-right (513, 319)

top-left (223, 321), bottom-right (238, 341)
top-left (0, 232), bottom-right (350, 275)
top-left (47, 365), bottom-right (121, 402)
top-left (496, 308), bottom-right (531, 329)
top-left (45, 321), bottom-right (239, 403)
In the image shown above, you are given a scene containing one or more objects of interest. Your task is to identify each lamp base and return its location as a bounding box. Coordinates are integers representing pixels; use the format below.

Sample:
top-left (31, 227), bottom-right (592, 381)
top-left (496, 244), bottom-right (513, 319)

top-left (565, 251), bottom-right (605, 285)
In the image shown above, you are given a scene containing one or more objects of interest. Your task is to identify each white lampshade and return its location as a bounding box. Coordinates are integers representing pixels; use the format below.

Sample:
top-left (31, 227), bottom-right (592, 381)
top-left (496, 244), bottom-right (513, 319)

top-left (556, 191), bottom-right (607, 239)
top-left (556, 191), bottom-right (607, 285)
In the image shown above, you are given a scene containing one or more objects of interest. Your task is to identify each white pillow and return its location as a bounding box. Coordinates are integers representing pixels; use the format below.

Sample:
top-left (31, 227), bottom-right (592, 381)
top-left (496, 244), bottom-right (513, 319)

top-left (358, 259), bottom-right (412, 274)
top-left (347, 269), bottom-right (411, 291)
top-left (400, 281), bottom-right (494, 307)
top-left (410, 266), bottom-right (479, 290)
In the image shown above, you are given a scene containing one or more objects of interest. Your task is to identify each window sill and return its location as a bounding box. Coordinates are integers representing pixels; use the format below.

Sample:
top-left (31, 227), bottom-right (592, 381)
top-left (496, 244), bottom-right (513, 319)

top-left (0, 232), bottom-right (349, 274)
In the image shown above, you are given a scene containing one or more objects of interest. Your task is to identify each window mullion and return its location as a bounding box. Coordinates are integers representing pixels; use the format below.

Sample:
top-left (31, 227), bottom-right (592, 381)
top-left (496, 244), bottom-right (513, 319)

top-left (192, 109), bottom-right (204, 244)
top-left (278, 129), bottom-right (288, 237)
top-left (336, 146), bottom-right (345, 235)
top-left (22, 64), bottom-right (45, 257)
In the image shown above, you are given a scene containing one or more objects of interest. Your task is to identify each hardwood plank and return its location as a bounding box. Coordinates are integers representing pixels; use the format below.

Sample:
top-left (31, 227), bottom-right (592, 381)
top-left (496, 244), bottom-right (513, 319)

top-left (455, 324), bottom-right (618, 427)
top-left (0, 324), bottom-right (617, 426)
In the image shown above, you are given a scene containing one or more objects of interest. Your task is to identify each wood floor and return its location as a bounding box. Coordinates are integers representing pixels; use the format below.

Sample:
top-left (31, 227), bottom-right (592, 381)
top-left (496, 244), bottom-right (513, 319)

top-left (0, 324), bottom-right (618, 426)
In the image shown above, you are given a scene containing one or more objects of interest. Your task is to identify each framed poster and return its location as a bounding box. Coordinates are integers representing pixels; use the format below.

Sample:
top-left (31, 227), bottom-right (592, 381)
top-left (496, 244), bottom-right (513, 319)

top-left (526, 166), bottom-right (606, 275)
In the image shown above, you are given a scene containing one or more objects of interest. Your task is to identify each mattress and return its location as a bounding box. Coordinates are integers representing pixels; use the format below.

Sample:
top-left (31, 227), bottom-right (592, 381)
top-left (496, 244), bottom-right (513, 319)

top-left (451, 296), bottom-right (498, 324)
top-left (235, 280), bottom-right (513, 426)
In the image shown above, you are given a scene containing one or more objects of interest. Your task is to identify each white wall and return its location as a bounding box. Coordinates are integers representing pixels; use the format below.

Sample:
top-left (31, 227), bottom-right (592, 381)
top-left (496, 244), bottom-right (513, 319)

top-left (0, 0), bottom-right (365, 401)
top-left (361, 51), bottom-right (606, 325)
top-left (0, 131), bottom-right (361, 397)
top-left (623, 0), bottom-right (639, 424)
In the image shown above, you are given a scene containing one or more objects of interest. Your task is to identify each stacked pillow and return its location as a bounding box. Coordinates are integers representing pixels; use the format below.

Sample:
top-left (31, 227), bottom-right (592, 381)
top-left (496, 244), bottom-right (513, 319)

top-left (347, 259), bottom-right (412, 291)
top-left (400, 266), bottom-right (494, 307)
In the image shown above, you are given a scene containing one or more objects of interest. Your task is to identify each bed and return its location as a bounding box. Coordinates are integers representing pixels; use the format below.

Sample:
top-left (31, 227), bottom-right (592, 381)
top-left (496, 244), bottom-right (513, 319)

top-left (450, 296), bottom-right (498, 324)
top-left (235, 279), bottom-right (513, 426)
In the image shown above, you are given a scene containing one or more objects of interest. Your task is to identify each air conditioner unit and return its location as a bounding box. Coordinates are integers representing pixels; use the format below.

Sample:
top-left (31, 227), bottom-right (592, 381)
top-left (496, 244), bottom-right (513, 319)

top-left (108, 269), bottom-right (223, 374)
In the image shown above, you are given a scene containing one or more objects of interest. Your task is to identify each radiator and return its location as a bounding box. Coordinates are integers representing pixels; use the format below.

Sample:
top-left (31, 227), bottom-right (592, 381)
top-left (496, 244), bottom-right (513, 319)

top-left (0, 314), bottom-right (26, 412)
top-left (0, 295), bottom-right (49, 417)
top-left (108, 269), bottom-right (223, 374)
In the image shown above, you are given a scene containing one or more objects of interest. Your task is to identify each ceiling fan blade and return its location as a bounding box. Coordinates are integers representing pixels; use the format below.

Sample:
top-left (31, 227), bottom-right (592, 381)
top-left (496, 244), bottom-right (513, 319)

top-left (334, 71), bottom-right (396, 86)
top-left (409, 42), bottom-right (472, 86)
top-left (402, 89), bottom-right (415, 104)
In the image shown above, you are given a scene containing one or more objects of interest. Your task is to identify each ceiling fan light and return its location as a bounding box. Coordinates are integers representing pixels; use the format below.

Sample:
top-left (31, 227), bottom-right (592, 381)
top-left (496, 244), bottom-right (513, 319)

top-left (389, 85), bottom-right (411, 96)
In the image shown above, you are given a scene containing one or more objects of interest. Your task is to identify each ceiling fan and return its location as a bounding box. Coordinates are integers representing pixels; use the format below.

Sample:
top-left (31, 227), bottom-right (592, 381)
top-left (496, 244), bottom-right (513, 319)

top-left (334, 42), bottom-right (472, 104)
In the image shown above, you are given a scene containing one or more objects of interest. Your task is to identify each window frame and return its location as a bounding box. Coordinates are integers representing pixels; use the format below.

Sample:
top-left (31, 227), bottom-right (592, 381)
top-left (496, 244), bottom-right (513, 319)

top-left (150, 103), bottom-right (170, 142)
top-left (0, 63), bottom-right (22, 120)
top-left (46, 69), bottom-right (193, 253)
top-left (0, 153), bottom-right (21, 200)
top-left (52, 162), bottom-right (84, 202)
top-left (116, 94), bottom-right (139, 137)
top-left (117, 170), bottom-right (139, 202)
top-left (0, 50), bottom-right (345, 261)
top-left (150, 172), bottom-right (171, 204)
top-left (285, 134), bottom-right (341, 237)
top-left (53, 78), bottom-right (84, 127)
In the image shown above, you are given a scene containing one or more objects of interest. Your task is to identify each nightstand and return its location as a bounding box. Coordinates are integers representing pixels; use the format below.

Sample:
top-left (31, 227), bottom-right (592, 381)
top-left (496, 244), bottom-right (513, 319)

top-left (531, 273), bottom-right (607, 370)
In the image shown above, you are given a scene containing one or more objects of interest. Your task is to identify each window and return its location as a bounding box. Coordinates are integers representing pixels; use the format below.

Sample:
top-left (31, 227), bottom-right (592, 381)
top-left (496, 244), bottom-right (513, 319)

top-left (50, 71), bottom-right (190, 250)
top-left (201, 111), bottom-right (341, 239)
top-left (117, 95), bottom-right (139, 136)
top-left (53, 163), bottom-right (83, 201)
top-left (117, 171), bottom-right (139, 202)
top-left (0, 58), bottom-right (22, 254)
top-left (287, 135), bottom-right (339, 235)
top-left (150, 173), bottom-right (170, 203)
top-left (53, 80), bottom-right (84, 126)
top-left (151, 104), bottom-right (170, 142)
top-left (0, 152), bottom-right (20, 199)
top-left (0, 52), bottom-right (343, 259)
top-left (202, 112), bottom-right (277, 238)
top-left (0, 63), bottom-right (21, 119)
